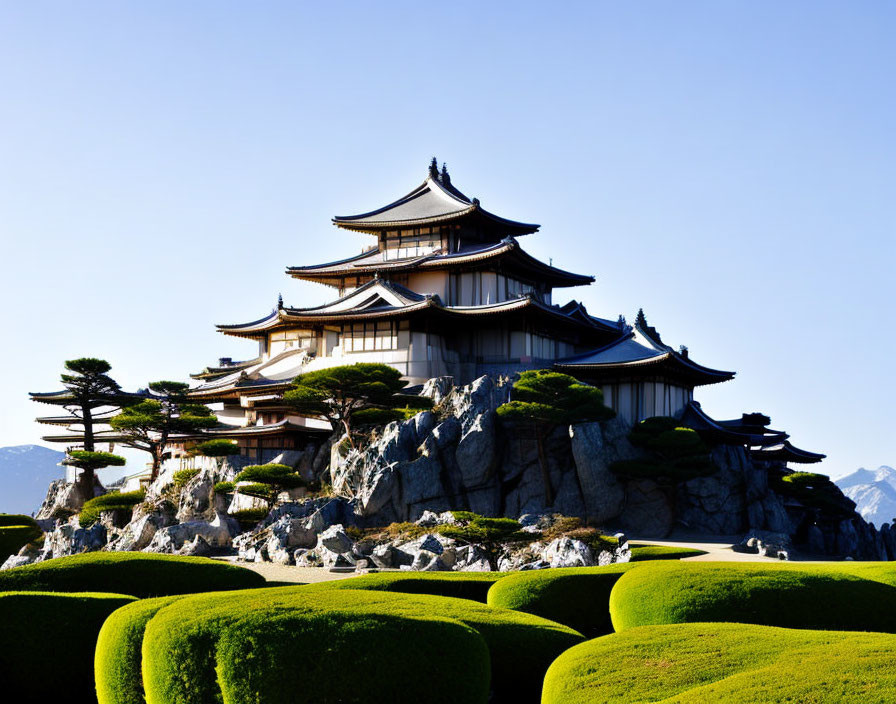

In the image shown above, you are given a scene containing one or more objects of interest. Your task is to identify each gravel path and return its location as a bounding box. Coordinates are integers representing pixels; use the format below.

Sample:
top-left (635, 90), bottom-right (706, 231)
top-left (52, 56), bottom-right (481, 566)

top-left (215, 557), bottom-right (365, 584)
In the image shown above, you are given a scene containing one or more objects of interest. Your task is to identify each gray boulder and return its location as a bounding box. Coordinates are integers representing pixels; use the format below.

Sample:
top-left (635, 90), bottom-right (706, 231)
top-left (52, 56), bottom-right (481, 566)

top-left (318, 524), bottom-right (354, 554)
top-left (541, 537), bottom-right (595, 568)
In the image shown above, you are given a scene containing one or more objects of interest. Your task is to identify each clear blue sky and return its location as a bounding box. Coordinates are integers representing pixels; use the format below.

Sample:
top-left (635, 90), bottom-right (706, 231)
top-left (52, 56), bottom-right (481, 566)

top-left (0, 2), bottom-right (893, 478)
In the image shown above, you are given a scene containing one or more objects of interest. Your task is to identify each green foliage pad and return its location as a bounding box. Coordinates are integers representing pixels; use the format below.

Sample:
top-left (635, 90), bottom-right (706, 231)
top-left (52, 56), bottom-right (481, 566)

top-left (0, 552), bottom-right (265, 598)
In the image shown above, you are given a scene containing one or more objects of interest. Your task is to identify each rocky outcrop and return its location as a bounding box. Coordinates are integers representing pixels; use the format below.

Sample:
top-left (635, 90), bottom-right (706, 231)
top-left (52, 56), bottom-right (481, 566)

top-left (35, 476), bottom-right (105, 520)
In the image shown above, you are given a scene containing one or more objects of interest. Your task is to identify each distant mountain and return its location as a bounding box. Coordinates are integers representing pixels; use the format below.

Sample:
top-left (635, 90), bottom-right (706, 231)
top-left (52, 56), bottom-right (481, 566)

top-left (0, 445), bottom-right (65, 515)
top-left (836, 466), bottom-right (896, 529)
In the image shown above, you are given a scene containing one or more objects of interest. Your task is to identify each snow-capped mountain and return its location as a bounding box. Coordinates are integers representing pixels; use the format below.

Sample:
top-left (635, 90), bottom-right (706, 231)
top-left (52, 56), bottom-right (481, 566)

top-left (0, 445), bottom-right (65, 515)
top-left (836, 466), bottom-right (896, 529)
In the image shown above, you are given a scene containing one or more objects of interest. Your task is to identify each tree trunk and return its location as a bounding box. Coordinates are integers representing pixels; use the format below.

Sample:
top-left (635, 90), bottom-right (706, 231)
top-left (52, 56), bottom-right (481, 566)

top-left (78, 404), bottom-right (96, 499)
top-left (150, 450), bottom-right (162, 482)
top-left (535, 423), bottom-right (554, 507)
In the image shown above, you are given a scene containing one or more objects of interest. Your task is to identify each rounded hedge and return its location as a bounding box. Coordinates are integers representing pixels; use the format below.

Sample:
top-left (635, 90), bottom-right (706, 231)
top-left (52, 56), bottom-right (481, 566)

top-left (542, 622), bottom-right (896, 703)
top-left (80, 490), bottom-right (146, 527)
top-left (307, 570), bottom-right (508, 603)
top-left (135, 586), bottom-right (582, 704)
top-left (0, 552), bottom-right (265, 598)
top-left (0, 591), bottom-right (136, 702)
top-left (610, 561), bottom-right (896, 633)
top-left (487, 564), bottom-right (639, 636)
top-left (95, 595), bottom-right (186, 704)
top-left (0, 524), bottom-right (43, 561)
top-left (629, 544), bottom-right (708, 561)
top-left (0, 513), bottom-right (39, 528)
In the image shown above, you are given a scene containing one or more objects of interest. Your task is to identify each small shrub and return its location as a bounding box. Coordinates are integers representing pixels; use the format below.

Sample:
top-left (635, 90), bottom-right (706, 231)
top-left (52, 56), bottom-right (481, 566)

top-left (236, 482), bottom-right (273, 499)
top-left (192, 439), bottom-right (239, 457)
top-left (0, 591), bottom-right (136, 701)
top-left (230, 508), bottom-right (269, 529)
top-left (172, 468), bottom-right (200, 488)
top-left (772, 471), bottom-right (853, 515)
top-left (438, 512), bottom-right (529, 570)
top-left (0, 552), bottom-right (265, 597)
top-left (383, 521), bottom-right (429, 540)
top-left (613, 416), bottom-right (717, 482)
top-left (213, 481), bottom-right (235, 494)
top-left (80, 490), bottom-right (146, 527)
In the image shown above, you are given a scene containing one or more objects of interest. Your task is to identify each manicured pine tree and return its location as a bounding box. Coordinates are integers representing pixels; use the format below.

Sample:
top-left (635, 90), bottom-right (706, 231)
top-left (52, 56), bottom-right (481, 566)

top-left (31, 358), bottom-right (130, 498)
top-left (110, 381), bottom-right (217, 481)
top-left (283, 363), bottom-right (427, 448)
top-left (497, 370), bottom-right (615, 505)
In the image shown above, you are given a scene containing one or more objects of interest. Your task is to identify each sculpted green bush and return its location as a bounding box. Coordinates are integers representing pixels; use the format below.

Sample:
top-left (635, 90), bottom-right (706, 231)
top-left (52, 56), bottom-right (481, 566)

top-left (487, 563), bottom-right (640, 636)
top-left (0, 591), bottom-right (136, 702)
top-left (95, 596), bottom-right (186, 704)
top-left (192, 438), bottom-right (239, 457)
top-left (308, 571), bottom-right (508, 603)
top-left (0, 552), bottom-right (264, 598)
top-left (79, 489), bottom-right (146, 527)
top-left (610, 561), bottom-right (896, 633)
top-left (0, 513), bottom-right (39, 528)
top-left (171, 468), bottom-right (199, 488)
top-left (629, 544), bottom-right (707, 561)
top-left (0, 523), bottom-right (42, 560)
top-left (132, 586), bottom-right (581, 704)
top-left (542, 622), bottom-right (896, 704)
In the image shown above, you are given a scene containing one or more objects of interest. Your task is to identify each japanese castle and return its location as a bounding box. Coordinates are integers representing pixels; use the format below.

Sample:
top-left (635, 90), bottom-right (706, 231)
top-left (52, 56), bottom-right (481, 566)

top-left (181, 159), bottom-right (819, 464)
top-left (35, 158), bottom-right (824, 469)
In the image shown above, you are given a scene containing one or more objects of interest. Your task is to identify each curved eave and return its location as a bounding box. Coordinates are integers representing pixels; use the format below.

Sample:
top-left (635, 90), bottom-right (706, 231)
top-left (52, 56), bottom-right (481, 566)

top-left (555, 353), bottom-right (735, 387)
top-left (334, 204), bottom-right (540, 235)
top-left (681, 402), bottom-right (787, 447)
top-left (205, 421), bottom-right (331, 437)
top-left (753, 442), bottom-right (826, 464)
top-left (188, 380), bottom-right (293, 400)
top-left (287, 240), bottom-right (593, 288)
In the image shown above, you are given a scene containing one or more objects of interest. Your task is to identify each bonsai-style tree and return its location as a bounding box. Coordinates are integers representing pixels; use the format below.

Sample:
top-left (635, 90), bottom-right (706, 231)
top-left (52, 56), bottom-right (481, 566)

top-left (31, 358), bottom-right (132, 497)
top-left (497, 370), bottom-right (615, 504)
top-left (610, 416), bottom-right (717, 482)
top-left (234, 464), bottom-right (306, 508)
top-left (438, 511), bottom-right (529, 570)
top-left (192, 439), bottom-right (240, 458)
top-left (110, 381), bottom-right (217, 481)
top-left (283, 363), bottom-right (425, 447)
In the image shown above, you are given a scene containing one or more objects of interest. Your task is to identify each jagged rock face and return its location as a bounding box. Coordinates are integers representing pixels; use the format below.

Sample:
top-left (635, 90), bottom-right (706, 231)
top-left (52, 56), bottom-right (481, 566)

top-left (677, 445), bottom-right (750, 535)
top-left (35, 477), bottom-right (104, 520)
top-left (177, 469), bottom-right (217, 522)
top-left (145, 512), bottom-right (239, 553)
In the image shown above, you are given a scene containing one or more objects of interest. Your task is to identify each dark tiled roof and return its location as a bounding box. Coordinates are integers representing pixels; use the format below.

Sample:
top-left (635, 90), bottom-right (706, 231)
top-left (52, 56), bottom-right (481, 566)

top-left (333, 164), bottom-right (539, 235)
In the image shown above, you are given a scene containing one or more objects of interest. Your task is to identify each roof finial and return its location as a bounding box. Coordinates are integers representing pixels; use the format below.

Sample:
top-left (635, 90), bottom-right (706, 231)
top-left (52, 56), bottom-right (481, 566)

top-left (429, 157), bottom-right (439, 179)
top-left (440, 162), bottom-right (450, 186)
top-left (277, 293), bottom-right (283, 310)
top-left (635, 308), bottom-right (648, 328)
